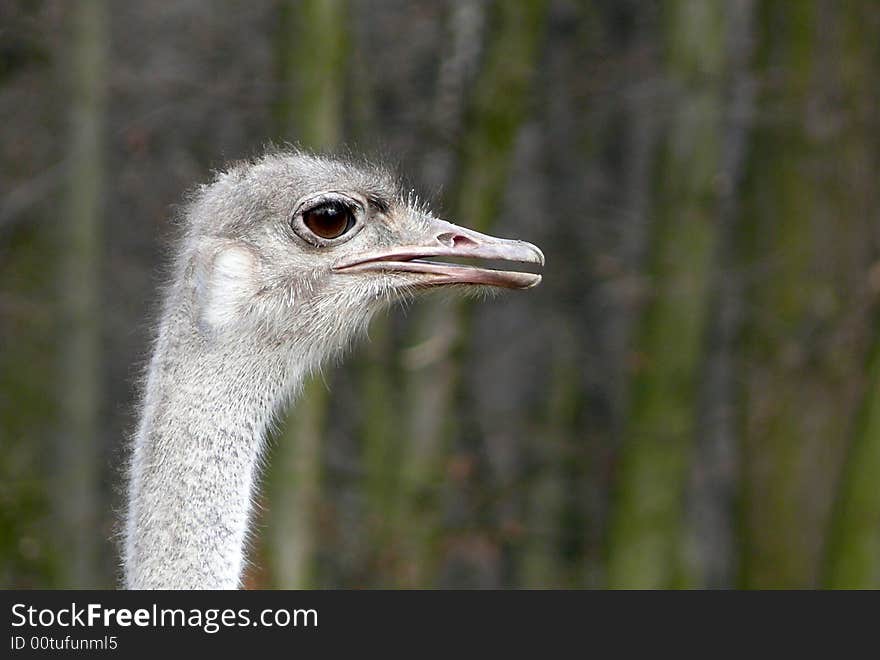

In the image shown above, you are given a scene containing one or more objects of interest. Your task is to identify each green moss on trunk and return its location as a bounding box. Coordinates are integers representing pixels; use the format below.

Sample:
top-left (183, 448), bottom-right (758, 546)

top-left (606, 0), bottom-right (725, 589)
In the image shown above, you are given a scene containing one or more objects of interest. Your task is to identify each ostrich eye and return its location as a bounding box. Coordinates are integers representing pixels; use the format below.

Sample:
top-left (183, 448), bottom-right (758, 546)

top-left (302, 201), bottom-right (355, 240)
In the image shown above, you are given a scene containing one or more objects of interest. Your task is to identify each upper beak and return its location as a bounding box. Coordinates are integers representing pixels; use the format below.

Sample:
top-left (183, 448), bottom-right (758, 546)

top-left (333, 218), bottom-right (544, 289)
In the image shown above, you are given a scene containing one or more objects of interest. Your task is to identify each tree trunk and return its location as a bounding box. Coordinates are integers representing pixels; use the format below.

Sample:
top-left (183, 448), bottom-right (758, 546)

top-left (820, 3), bottom-right (880, 590)
top-left (683, 0), bottom-right (755, 589)
top-left (607, 0), bottom-right (726, 589)
top-left (738, 0), bottom-right (877, 587)
top-left (826, 331), bottom-right (880, 587)
top-left (56, 0), bottom-right (107, 589)
top-left (397, 0), bottom-right (549, 586)
top-left (265, 0), bottom-right (347, 589)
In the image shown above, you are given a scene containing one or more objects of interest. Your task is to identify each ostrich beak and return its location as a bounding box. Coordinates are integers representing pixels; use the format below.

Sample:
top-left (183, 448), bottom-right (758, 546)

top-left (333, 218), bottom-right (544, 289)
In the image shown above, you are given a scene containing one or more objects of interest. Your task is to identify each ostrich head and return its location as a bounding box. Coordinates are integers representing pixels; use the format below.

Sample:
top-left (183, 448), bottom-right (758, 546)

top-left (125, 150), bottom-right (543, 589)
top-left (183, 151), bottom-right (543, 364)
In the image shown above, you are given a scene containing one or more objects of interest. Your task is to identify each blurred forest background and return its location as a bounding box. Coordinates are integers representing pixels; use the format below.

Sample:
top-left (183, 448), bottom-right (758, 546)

top-left (2, 0), bottom-right (880, 589)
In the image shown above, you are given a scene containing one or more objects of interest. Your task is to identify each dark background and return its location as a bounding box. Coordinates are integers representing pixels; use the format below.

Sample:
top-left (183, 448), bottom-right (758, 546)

top-left (2, 0), bottom-right (879, 589)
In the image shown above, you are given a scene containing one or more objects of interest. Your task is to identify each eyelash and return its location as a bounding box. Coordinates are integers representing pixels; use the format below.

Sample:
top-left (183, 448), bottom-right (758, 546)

top-left (367, 197), bottom-right (389, 214)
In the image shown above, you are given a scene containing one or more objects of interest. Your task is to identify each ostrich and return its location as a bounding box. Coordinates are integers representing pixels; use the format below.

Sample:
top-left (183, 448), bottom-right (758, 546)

top-left (123, 150), bottom-right (543, 589)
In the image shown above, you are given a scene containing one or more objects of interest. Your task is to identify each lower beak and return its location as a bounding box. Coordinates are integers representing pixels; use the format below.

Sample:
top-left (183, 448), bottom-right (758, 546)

top-left (332, 218), bottom-right (544, 290)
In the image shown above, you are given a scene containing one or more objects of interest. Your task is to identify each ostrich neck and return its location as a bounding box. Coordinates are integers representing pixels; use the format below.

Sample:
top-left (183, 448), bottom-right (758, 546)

top-left (124, 313), bottom-right (304, 589)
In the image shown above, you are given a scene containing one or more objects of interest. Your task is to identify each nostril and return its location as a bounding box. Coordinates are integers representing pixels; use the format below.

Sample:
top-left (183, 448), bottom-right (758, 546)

top-left (437, 232), bottom-right (477, 249)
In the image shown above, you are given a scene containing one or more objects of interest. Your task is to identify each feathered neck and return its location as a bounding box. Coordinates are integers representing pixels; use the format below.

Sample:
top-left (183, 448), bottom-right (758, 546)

top-left (123, 306), bottom-right (304, 589)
